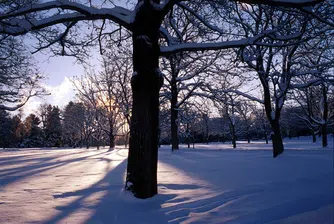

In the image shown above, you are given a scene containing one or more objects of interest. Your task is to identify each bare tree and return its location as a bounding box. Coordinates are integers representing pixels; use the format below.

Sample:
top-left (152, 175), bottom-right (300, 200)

top-left (0, 36), bottom-right (46, 111)
top-left (72, 73), bottom-right (102, 149)
top-left (160, 51), bottom-right (220, 150)
top-left (73, 49), bottom-right (132, 150)
top-left (209, 4), bottom-right (333, 157)
top-left (253, 106), bottom-right (270, 144)
top-left (292, 33), bottom-right (334, 147)
top-left (294, 83), bottom-right (334, 146)
top-left (236, 100), bottom-right (256, 143)
top-left (101, 46), bottom-right (133, 148)
top-left (0, 0), bottom-right (326, 198)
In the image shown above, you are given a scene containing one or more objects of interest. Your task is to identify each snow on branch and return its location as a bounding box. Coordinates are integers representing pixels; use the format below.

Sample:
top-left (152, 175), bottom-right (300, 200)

top-left (290, 79), bottom-right (323, 89)
top-left (0, 0), bottom-right (134, 35)
top-left (204, 85), bottom-right (264, 105)
top-left (234, 0), bottom-right (323, 7)
top-left (300, 7), bottom-right (334, 27)
top-left (160, 31), bottom-right (272, 55)
top-left (224, 89), bottom-right (264, 104)
top-left (0, 90), bottom-right (47, 111)
top-left (177, 3), bottom-right (224, 34)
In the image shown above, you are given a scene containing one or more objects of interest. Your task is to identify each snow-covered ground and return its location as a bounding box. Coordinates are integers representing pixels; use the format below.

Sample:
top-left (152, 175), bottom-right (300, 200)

top-left (0, 136), bottom-right (333, 224)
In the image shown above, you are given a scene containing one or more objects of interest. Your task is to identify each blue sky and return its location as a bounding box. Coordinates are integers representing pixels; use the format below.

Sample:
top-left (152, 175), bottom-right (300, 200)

top-left (21, 0), bottom-right (130, 116)
top-left (22, 52), bottom-right (85, 116)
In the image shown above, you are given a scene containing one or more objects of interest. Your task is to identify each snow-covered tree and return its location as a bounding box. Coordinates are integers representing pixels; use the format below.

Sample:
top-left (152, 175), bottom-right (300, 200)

top-left (0, 0), bottom-right (327, 198)
top-left (291, 32), bottom-right (334, 147)
top-left (252, 106), bottom-right (271, 144)
top-left (160, 52), bottom-right (220, 150)
top-left (73, 49), bottom-right (132, 149)
top-left (0, 36), bottom-right (46, 111)
top-left (294, 83), bottom-right (334, 147)
top-left (236, 100), bottom-right (256, 143)
top-left (98, 48), bottom-right (133, 149)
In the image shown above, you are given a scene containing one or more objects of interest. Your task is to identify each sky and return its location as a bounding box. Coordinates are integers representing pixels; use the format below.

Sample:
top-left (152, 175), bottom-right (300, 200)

top-left (21, 53), bottom-right (85, 116)
top-left (20, 0), bottom-right (130, 117)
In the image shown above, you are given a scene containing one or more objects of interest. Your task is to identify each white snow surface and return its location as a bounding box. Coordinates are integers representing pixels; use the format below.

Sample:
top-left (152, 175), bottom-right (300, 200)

top-left (0, 136), bottom-right (333, 224)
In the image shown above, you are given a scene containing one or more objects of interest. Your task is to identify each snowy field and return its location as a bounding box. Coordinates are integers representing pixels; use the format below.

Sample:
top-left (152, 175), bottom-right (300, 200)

top-left (0, 136), bottom-right (333, 224)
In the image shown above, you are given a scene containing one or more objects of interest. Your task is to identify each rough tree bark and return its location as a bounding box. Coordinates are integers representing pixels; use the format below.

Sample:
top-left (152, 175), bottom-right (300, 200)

top-left (312, 131), bottom-right (316, 143)
top-left (264, 130), bottom-right (269, 144)
top-left (231, 123), bottom-right (237, 149)
top-left (109, 133), bottom-right (115, 149)
top-left (262, 79), bottom-right (284, 157)
top-left (125, 1), bottom-right (163, 199)
top-left (270, 120), bottom-right (284, 157)
top-left (321, 85), bottom-right (328, 147)
top-left (171, 76), bottom-right (179, 151)
top-left (205, 118), bottom-right (209, 144)
top-left (108, 117), bottom-right (115, 149)
top-left (186, 123), bottom-right (190, 148)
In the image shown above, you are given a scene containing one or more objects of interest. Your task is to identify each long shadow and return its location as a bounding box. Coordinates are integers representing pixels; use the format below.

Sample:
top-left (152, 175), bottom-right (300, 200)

top-left (5, 147), bottom-right (332, 223)
top-left (0, 150), bottom-right (110, 188)
top-left (0, 150), bottom-right (89, 166)
top-left (157, 149), bottom-right (333, 223)
top-left (42, 158), bottom-right (173, 224)
top-left (60, 149), bottom-right (332, 224)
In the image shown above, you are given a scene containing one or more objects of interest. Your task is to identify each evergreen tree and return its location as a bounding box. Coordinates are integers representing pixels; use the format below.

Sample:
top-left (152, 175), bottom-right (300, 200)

top-left (11, 115), bottom-right (26, 147)
top-left (45, 105), bottom-right (62, 147)
top-left (63, 101), bottom-right (85, 147)
top-left (0, 110), bottom-right (13, 148)
top-left (23, 113), bottom-right (43, 147)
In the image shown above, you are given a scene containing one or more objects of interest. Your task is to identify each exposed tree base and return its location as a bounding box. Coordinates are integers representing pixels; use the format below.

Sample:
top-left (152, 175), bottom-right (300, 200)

top-left (322, 125), bottom-right (328, 147)
top-left (312, 133), bottom-right (316, 143)
top-left (273, 146), bottom-right (284, 158)
top-left (272, 134), bottom-right (284, 158)
top-left (125, 70), bottom-right (163, 199)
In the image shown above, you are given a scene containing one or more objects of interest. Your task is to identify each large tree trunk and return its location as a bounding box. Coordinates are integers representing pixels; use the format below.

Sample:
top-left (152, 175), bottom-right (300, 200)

top-left (261, 75), bottom-right (284, 157)
top-left (231, 124), bottom-right (236, 148)
top-left (322, 124), bottom-right (327, 147)
top-left (125, 132), bottom-right (129, 148)
top-left (109, 121), bottom-right (115, 149)
top-left (186, 123), bottom-right (190, 149)
top-left (312, 131), bottom-right (316, 143)
top-left (264, 131), bottom-right (269, 144)
top-left (271, 120), bottom-right (284, 158)
top-left (206, 120), bottom-right (209, 144)
top-left (321, 85), bottom-right (328, 148)
top-left (171, 104), bottom-right (179, 151)
top-left (169, 53), bottom-right (180, 151)
top-left (86, 138), bottom-right (89, 149)
top-left (125, 2), bottom-right (163, 199)
top-left (171, 74), bottom-right (179, 151)
top-left (109, 133), bottom-right (115, 150)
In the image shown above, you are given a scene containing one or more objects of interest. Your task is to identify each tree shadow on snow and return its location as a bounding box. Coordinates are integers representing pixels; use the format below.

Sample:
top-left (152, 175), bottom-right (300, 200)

top-left (42, 158), bottom-right (175, 224)
top-left (37, 148), bottom-right (333, 224)
top-left (0, 150), bottom-right (110, 187)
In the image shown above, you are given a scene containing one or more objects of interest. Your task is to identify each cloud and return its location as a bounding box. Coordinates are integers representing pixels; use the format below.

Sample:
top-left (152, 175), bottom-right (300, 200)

top-left (45, 77), bottom-right (75, 106)
top-left (22, 77), bottom-right (76, 116)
